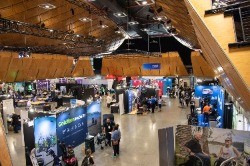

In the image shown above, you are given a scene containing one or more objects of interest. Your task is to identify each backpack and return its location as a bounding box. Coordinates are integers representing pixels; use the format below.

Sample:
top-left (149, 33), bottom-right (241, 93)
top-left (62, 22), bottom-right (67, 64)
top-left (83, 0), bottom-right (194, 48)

top-left (81, 156), bottom-right (90, 166)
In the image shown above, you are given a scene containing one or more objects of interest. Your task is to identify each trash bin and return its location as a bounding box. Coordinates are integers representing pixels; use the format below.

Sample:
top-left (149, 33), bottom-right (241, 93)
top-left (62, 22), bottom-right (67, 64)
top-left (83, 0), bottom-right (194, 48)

top-left (85, 135), bottom-right (95, 153)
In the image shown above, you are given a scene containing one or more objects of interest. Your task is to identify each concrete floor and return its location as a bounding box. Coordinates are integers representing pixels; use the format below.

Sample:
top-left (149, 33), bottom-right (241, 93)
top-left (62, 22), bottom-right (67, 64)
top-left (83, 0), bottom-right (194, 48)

top-left (6, 97), bottom-right (189, 166)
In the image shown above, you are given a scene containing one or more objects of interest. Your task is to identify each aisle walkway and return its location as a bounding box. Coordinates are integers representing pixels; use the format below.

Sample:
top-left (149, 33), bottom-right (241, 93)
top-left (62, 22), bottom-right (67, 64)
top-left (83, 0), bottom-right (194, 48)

top-left (7, 98), bottom-right (190, 166)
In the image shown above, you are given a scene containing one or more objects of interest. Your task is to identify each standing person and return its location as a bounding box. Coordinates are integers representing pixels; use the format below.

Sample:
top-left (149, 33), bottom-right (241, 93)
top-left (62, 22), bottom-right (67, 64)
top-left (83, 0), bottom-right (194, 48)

top-left (190, 98), bottom-right (196, 115)
top-left (81, 149), bottom-right (95, 166)
top-left (106, 93), bottom-right (112, 108)
top-left (185, 93), bottom-right (190, 107)
top-left (114, 124), bottom-right (121, 155)
top-left (215, 137), bottom-right (240, 166)
top-left (12, 113), bottom-right (20, 133)
top-left (158, 96), bottom-right (163, 112)
top-left (111, 124), bottom-right (120, 158)
top-left (103, 118), bottom-right (115, 147)
top-left (150, 96), bottom-right (156, 113)
top-left (185, 132), bottom-right (211, 166)
top-left (203, 103), bottom-right (211, 123)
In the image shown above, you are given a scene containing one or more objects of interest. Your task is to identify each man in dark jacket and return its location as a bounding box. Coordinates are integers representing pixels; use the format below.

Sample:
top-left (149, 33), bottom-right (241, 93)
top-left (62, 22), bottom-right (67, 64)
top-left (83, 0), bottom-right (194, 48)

top-left (185, 132), bottom-right (211, 166)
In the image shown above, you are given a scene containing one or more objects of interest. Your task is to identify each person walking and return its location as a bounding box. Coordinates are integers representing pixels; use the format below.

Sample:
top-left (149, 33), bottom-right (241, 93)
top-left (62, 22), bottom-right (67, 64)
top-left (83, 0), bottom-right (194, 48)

top-left (81, 149), bottom-right (95, 166)
top-left (158, 96), bottom-right (163, 112)
top-left (190, 98), bottom-right (196, 115)
top-left (150, 96), bottom-right (156, 113)
top-left (111, 124), bottom-right (120, 158)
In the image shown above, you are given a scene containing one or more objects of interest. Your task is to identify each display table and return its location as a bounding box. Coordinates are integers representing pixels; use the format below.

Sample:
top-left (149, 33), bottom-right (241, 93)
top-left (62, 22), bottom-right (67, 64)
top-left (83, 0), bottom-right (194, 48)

top-left (31, 101), bottom-right (45, 105)
top-left (62, 95), bottom-right (74, 103)
top-left (110, 104), bottom-right (119, 113)
top-left (17, 100), bottom-right (28, 107)
top-left (37, 98), bottom-right (48, 101)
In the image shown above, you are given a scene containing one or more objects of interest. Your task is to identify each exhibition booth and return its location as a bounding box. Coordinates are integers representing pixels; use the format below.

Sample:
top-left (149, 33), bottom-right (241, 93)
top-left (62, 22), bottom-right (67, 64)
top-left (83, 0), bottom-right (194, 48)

top-left (158, 125), bottom-right (250, 166)
top-left (130, 78), bottom-right (173, 95)
top-left (194, 85), bottom-right (226, 128)
top-left (22, 101), bottom-right (101, 165)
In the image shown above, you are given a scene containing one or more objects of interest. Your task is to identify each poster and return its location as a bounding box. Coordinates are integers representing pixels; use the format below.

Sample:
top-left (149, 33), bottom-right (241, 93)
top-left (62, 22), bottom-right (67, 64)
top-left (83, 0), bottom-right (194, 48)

top-left (119, 94), bottom-right (125, 115)
top-left (175, 125), bottom-right (250, 166)
top-left (70, 99), bottom-right (76, 108)
top-left (34, 116), bottom-right (57, 165)
top-left (87, 101), bottom-right (101, 136)
top-left (128, 90), bottom-right (133, 113)
top-left (56, 106), bottom-right (87, 147)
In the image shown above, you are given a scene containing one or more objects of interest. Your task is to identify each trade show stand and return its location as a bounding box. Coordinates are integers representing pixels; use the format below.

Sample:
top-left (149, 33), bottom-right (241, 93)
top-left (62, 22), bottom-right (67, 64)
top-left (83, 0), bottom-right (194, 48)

top-left (23, 101), bottom-right (102, 165)
top-left (194, 85), bottom-right (225, 128)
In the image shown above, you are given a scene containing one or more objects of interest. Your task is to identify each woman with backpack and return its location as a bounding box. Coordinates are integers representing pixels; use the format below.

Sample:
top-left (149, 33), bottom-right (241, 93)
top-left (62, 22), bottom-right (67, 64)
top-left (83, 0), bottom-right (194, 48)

top-left (81, 149), bottom-right (95, 166)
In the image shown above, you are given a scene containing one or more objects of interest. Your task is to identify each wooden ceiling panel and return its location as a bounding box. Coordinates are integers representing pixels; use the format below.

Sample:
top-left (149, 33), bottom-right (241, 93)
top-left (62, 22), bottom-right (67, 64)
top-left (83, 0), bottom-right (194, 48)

top-left (155, 0), bottom-right (200, 48)
top-left (0, 0), bottom-right (124, 55)
top-left (0, 52), bottom-right (12, 71)
top-left (5, 69), bottom-right (18, 82)
top-left (0, 71), bottom-right (6, 81)
top-left (15, 70), bottom-right (28, 82)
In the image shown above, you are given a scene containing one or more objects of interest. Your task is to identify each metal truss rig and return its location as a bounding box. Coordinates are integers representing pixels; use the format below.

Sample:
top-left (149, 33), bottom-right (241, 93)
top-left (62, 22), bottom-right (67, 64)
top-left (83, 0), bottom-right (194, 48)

top-left (0, 18), bottom-right (103, 46)
top-left (65, 0), bottom-right (107, 18)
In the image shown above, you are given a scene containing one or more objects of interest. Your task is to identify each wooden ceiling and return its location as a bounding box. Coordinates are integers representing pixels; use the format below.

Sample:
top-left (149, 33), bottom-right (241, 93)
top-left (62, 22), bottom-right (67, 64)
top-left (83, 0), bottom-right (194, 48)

top-left (0, 52), bottom-right (93, 82)
top-left (0, 0), bottom-right (124, 56)
top-left (155, 0), bottom-right (200, 49)
top-left (101, 52), bottom-right (188, 76)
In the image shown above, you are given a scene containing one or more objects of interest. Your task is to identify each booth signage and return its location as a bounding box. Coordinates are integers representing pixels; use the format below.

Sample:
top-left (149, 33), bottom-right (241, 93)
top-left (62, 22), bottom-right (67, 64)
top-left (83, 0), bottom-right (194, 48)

top-left (56, 106), bottom-right (87, 147)
top-left (143, 63), bottom-right (161, 70)
top-left (34, 116), bottom-right (57, 165)
top-left (87, 101), bottom-right (101, 136)
top-left (128, 90), bottom-right (133, 113)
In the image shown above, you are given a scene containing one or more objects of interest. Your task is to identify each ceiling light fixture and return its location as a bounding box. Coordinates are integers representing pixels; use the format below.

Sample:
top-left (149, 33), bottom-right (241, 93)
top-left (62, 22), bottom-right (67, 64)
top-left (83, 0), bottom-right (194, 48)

top-left (153, 16), bottom-right (167, 21)
top-left (141, 28), bottom-right (150, 32)
top-left (98, 24), bottom-right (108, 28)
top-left (38, 3), bottom-right (56, 10)
top-left (128, 21), bottom-right (139, 25)
top-left (135, 0), bottom-right (155, 6)
top-left (79, 17), bottom-right (92, 22)
top-left (114, 12), bottom-right (127, 17)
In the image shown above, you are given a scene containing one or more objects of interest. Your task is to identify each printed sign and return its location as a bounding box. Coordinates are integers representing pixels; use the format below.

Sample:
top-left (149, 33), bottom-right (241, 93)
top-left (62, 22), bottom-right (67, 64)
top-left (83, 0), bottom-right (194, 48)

top-left (34, 116), bottom-right (57, 165)
top-left (56, 106), bottom-right (87, 147)
top-left (143, 63), bottom-right (161, 70)
top-left (128, 90), bottom-right (133, 113)
top-left (202, 88), bottom-right (213, 94)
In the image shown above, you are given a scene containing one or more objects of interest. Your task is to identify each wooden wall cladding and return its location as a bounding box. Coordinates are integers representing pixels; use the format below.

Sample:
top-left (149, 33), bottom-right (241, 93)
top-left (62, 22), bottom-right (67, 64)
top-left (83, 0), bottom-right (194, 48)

top-left (185, 0), bottom-right (250, 111)
top-left (101, 52), bottom-right (188, 76)
top-left (0, 116), bottom-right (13, 166)
top-left (0, 52), bottom-right (76, 82)
top-left (191, 51), bottom-right (215, 77)
top-left (72, 57), bottom-right (94, 77)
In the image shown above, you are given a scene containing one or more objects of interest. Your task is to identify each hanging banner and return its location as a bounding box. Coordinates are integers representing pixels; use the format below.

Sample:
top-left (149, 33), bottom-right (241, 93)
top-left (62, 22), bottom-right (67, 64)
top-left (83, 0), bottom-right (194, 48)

top-left (128, 90), bottom-right (133, 113)
top-left (56, 106), bottom-right (87, 147)
top-left (34, 116), bottom-right (57, 165)
top-left (87, 101), bottom-right (101, 136)
top-left (143, 63), bottom-right (161, 70)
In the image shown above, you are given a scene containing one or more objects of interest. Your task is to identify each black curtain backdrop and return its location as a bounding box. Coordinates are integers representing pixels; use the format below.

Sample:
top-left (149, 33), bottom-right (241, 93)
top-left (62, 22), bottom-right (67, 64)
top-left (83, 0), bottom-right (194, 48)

top-left (23, 123), bottom-right (35, 166)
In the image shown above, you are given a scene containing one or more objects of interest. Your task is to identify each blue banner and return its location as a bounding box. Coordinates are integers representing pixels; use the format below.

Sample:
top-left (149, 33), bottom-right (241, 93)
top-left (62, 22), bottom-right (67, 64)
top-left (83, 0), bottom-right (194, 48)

top-left (143, 63), bottom-right (161, 70)
top-left (128, 90), bottom-right (133, 113)
top-left (34, 116), bottom-right (57, 165)
top-left (70, 99), bottom-right (76, 108)
top-left (56, 106), bottom-right (87, 147)
top-left (87, 101), bottom-right (101, 136)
